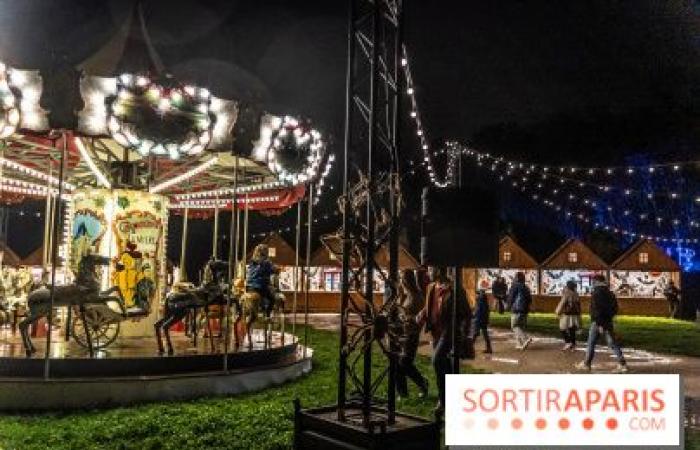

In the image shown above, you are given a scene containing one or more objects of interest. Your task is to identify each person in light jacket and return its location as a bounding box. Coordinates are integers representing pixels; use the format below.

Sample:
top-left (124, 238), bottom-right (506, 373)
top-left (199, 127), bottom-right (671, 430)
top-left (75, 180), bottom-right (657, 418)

top-left (555, 280), bottom-right (581, 351)
top-left (507, 271), bottom-right (533, 350)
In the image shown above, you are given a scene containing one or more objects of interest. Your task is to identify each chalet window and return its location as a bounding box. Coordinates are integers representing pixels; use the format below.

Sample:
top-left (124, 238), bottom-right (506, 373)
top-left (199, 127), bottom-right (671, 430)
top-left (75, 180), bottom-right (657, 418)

top-left (567, 252), bottom-right (578, 263)
top-left (269, 247), bottom-right (277, 258)
top-left (503, 251), bottom-right (512, 262)
top-left (639, 252), bottom-right (649, 264)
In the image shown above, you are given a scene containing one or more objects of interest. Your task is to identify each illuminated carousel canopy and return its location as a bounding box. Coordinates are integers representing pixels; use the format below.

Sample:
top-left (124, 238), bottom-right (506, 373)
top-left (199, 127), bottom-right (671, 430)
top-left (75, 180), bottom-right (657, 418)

top-left (0, 2), bottom-right (334, 213)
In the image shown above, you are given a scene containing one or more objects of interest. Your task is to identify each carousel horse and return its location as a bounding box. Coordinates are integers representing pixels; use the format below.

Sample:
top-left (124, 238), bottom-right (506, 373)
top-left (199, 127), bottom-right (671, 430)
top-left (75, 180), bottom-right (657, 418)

top-left (154, 259), bottom-right (229, 355)
top-left (19, 254), bottom-right (126, 357)
top-left (235, 274), bottom-right (285, 350)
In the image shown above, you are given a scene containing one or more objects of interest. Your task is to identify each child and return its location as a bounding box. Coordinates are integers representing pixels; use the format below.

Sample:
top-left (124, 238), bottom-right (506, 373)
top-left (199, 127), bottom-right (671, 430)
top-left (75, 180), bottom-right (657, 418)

top-left (246, 244), bottom-right (279, 315)
top-left (471, 289), bottom-right (492, 353)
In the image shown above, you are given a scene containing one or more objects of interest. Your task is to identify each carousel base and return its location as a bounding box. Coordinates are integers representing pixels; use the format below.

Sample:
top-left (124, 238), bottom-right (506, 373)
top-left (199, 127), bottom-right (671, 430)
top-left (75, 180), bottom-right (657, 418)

top-left (0, 330), bottom-right (311, 411)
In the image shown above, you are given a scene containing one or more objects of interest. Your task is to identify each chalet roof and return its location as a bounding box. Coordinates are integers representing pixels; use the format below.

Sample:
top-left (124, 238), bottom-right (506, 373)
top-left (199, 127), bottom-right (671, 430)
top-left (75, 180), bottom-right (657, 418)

top-left (611, 239), bottom-right (680, 272)
top-left (0, 242), bottom-right (21, 266)
top-left (246, 232), bottom-right (297, 266)
top-left (499, 235), bottom-right (538, 269)
top-left (540, 238), bottom-right (608, 270)
top-left (318, 234), bottom-right (419, 269)
top-left (20, 245), bottom-right (44, 267)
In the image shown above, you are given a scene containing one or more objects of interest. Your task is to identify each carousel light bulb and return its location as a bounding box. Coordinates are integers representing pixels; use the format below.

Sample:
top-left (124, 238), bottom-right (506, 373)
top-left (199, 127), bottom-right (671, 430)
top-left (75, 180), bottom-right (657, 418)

top-left (7, 108), bottom-right (19, 126)
top-left (407, 87), bottom-right (414, 95)
top-left (136, 76), bottom-right (149, 87)
top-left (119, 73), bottom-right (133, 86)
top-left (158, 98), bottom-right (170, 111)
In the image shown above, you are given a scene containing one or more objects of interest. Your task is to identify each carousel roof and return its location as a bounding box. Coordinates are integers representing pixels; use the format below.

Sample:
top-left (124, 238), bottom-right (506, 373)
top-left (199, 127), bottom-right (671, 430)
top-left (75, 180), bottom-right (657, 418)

top-left (0, 2), bottom-right (333, 213)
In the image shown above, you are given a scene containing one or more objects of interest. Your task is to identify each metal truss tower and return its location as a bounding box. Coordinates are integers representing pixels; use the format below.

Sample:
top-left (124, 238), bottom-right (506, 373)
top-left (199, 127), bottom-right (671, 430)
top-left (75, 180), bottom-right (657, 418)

top-left (337, 0), bottom-right (404, 426)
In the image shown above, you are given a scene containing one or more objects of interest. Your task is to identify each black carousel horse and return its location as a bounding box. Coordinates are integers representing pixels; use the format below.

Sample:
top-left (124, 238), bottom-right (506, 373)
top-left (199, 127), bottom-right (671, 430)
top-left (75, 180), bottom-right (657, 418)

top-left (19, 254), bottom-right (126, 357)
top-left (154, 259), bottom-right (230, 355)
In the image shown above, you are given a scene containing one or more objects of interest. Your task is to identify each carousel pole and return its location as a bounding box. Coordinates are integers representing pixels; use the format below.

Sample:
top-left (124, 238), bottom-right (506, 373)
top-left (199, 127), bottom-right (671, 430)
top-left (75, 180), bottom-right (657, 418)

top-left (179, 207), bottom-right (189, 282)
top-left (44, 131), bottom-right (67, 379)
top-left (212, 198), bottom-right (219, 259)
top-left (223, 155), bottom-right (239, 371)
top-left (303, 185), bottom-right (314, 359)
top-left (243, 193), bottom-right (249, 267)
top-left (292, 201), bottom-right (302, 337)
top-left (42, 161), bottom-right (53, 269)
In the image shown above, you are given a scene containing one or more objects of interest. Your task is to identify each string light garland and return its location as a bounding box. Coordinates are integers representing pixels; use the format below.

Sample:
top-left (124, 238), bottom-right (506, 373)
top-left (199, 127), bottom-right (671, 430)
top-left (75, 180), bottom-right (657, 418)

top-left (149, 156), bottom-right (219, 194)
top-left (460, 145), bottom-right (697, 200)
top-left (453, 141), bottom-right (698, 243)
top-left (401, 46), bottom-right (457, 188)
top-left (0, 157), bottom-right (74, 190)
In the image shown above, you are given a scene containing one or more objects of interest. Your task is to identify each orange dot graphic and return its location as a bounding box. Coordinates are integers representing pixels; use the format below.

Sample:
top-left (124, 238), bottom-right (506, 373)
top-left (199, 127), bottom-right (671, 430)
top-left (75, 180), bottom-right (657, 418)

top-left (487, 418), bottom-right (499, 430)
top-left (606, 418), bottom-right (618, 430)
top-left (582, 418), bottom-right (595, 430)
top-left (511, 418), bottom-right (523, 430)
top-left (558, 418), bottom-right (570, 430)
top-left (535, 418), bottom-right (547, 430)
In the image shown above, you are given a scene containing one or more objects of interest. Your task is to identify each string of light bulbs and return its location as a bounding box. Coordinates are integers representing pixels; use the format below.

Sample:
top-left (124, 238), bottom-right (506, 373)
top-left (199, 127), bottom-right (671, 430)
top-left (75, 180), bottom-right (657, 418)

top-left (456, 142), bottom-right (697, 243)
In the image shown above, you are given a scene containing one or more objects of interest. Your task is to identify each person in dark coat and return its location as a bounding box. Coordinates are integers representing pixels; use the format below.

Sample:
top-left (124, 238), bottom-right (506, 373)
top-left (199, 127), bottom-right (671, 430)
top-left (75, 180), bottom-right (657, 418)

top-left (246, 244), bottom-right (279, 315)
top-left (663, 280), bottom-right (681, 319)
top-left (417, 266), bottom-right (471, 416)
top-left (491, 276), bottom-right (508, 314)
top-left (471, 289), bottom-right (492, 353)
top-left (396, 269), bottom-right (428, 399)
top-left (507, 271), bottom-right (533, 350)
top-left (576, 274), bottom-right (628, 372)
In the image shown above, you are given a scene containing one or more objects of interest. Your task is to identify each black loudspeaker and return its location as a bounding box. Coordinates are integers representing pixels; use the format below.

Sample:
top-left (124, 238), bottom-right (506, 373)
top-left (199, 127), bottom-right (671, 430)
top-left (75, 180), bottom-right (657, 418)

top-left (231, 102), bottom-right (263, 155)
top-left (421, 186), bottom-right (499, 267)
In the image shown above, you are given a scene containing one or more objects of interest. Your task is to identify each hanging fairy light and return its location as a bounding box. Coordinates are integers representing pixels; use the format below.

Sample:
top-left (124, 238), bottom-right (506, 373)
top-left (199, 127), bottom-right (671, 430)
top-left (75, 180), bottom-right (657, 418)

top-left (149, 156), bottom-right (219, 193)
top-left (103, 73), bottom-right (216, 159)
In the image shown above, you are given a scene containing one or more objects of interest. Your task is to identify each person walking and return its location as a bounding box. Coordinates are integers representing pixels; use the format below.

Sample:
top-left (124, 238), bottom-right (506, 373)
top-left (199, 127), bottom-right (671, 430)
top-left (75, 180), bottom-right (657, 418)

top-left (507, 271), bottom-right (533, 350)
top-left (396, 269), bottom-right (429, 399)
top-left (491, 276), bottom-right (508, 314)
top-left (417, 266), bottom-right (470, 416)
top-left (663, 280), bottom-right (681, 319)
top-left (555, 280), bottom-right (581, 351)
top-left (576, 274), bottom-right (628, 373)
top-left (472, 289), bottom-right (493, 353)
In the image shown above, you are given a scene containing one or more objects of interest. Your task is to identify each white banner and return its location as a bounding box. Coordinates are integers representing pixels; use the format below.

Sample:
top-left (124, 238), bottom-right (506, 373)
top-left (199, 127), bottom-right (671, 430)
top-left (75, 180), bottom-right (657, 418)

top-left (446, 374), bottom-right (681, 447)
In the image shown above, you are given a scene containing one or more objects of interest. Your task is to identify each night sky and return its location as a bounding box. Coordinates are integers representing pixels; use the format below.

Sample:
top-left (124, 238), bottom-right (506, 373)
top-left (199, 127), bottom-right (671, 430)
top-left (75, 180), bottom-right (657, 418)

top-left (1, 0), bottom-right (700, 273)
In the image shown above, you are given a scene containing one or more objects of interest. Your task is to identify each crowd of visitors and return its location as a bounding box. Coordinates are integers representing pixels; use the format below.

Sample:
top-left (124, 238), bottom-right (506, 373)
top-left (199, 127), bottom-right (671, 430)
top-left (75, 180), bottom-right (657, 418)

top-left (393, 267), bottom-right (635, 415)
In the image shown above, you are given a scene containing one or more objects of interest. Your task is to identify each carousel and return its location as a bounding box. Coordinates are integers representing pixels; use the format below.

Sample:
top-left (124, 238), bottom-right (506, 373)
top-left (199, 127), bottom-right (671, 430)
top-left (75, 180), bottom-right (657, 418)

top-left (0, 11), bottom-right (330, 410)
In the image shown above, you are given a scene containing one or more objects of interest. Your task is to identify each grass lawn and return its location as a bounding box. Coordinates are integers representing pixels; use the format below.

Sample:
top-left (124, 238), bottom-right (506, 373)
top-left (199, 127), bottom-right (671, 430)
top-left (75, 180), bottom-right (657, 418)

top-left (0, 325), bottom-right (696, 449)
top-left (0, 327), bottom-right (452, 450)
top-left (490, 312), bottom-right (700, 357)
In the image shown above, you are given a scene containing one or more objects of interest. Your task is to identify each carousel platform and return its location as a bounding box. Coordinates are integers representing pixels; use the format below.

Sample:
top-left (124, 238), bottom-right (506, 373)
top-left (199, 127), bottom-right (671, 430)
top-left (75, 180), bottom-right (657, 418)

top-left (0, 329), bottom-right (312, 411)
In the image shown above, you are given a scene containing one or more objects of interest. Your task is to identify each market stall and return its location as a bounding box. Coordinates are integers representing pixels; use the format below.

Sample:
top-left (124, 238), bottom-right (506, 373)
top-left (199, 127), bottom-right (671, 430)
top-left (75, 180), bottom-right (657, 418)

top-left (610, 239), bottom-right (681, 316)
top-left (539, 238), bottom-right (608, 296)
top-left (473, 235), bottom-right (539, 294)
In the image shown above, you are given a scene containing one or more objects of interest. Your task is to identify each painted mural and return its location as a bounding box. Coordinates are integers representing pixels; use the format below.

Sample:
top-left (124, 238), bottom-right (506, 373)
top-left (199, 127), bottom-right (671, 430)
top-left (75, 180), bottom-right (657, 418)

top-left (477, 268), bottom-right (538, 293)
top-left (610, 270), bottom-right (672, 298)
top-left (540, 269), bottom-right (605, 296)
top-left (70, 189), bottom-right (167, 313)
